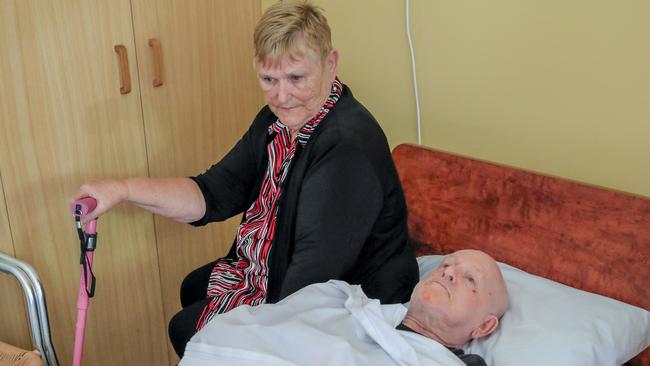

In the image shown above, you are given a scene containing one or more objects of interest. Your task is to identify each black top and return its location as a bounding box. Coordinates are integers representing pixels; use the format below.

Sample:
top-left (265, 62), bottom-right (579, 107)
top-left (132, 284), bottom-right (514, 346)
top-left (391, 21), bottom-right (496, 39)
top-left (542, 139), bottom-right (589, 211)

top-left (190, 84), bottom-right (419, 304)
top-left (396, 323), bottom-right (487, 366)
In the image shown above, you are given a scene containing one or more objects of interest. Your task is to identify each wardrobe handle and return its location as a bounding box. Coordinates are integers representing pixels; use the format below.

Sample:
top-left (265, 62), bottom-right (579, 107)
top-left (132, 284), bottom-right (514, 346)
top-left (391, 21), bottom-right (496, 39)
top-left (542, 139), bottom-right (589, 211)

top-left (148, 38), bottom-right (163, 87)
top-left (114, 45), bottom-right (131, 94)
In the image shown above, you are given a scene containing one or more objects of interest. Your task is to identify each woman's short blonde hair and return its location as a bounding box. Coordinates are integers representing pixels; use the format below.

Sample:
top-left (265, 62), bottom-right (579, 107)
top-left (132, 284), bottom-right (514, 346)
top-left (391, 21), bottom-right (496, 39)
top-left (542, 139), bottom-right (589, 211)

top-left (254, 1), bottom-right (332, 66)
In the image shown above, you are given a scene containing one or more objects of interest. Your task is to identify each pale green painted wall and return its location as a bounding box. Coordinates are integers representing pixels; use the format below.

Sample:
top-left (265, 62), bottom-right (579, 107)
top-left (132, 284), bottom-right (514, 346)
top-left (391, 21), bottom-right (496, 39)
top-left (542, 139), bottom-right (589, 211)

top-left (262, 1), bottom-right (650, 197)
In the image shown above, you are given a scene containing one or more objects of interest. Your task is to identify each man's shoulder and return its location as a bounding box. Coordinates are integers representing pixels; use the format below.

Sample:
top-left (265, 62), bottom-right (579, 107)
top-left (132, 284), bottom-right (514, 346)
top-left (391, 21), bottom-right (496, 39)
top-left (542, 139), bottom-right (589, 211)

top-left (449, 348), bottom-right (487, 366)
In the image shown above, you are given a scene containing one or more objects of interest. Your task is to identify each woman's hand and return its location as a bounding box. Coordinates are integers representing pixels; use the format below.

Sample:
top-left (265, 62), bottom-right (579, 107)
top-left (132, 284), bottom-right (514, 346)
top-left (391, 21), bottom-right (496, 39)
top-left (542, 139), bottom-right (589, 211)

top-left (70, 179), bottom-right (129, 223)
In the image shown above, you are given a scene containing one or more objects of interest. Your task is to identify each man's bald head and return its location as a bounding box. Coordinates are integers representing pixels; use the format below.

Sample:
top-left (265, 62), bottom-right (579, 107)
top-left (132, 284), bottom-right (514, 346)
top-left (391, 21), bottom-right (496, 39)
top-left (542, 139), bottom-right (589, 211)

top-left (401, 249), bottom-right (509, 349)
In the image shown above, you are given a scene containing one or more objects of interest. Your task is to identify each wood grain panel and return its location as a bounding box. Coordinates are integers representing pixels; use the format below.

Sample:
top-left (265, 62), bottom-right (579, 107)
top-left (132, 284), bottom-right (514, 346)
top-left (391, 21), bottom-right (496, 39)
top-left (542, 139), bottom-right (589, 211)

top-left (0, 177), bottom-right (13, 253)
top-left (0, 172), bottom-right (31, 349)
top-left (130, 0), bottom-right (263, 362)
top-left (0, 1), bottom-right (168, 365)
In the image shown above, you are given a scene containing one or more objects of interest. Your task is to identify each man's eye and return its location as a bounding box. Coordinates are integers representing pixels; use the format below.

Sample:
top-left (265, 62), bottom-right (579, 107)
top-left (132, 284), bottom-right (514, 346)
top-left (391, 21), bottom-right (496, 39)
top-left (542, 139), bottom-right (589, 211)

top-left (467, 276), bottom-right (475, 284)
top-left (262, 77), bottom-right (273, 83)
top-left (290, 75), bottom-right (302, 81)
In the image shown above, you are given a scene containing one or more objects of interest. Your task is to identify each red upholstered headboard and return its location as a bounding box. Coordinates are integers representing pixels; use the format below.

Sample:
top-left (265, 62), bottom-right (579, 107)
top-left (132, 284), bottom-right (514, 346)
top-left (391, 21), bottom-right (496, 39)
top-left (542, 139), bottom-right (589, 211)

top-left (392, 143), bottom-right (650, 366)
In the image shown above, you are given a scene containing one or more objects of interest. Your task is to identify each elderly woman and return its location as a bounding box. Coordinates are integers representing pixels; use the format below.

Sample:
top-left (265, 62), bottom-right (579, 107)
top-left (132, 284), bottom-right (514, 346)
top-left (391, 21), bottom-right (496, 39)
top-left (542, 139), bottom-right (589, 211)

top-left (72, 0), bottom-right (418, 356)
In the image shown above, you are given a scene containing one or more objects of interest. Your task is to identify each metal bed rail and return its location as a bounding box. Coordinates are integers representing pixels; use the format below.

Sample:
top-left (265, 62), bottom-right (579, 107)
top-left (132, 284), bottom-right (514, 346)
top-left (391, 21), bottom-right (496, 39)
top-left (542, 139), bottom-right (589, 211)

top-left (0, 252), bottom-right (59, 366)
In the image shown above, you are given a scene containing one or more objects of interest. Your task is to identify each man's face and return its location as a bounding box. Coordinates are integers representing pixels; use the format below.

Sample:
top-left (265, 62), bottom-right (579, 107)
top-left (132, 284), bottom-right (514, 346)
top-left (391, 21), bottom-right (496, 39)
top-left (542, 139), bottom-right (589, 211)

top-left (408, 250), bottom-right (504, 345)
top-left (255, 42), bottom-right (337, 134)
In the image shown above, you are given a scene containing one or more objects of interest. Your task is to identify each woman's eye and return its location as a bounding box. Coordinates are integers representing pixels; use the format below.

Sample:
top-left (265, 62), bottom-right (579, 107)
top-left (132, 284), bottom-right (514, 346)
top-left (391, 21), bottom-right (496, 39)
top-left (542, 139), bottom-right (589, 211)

top-left (467, 276), bottom-right (475, 284)
top-left (290, 75), bottom-right (302, 81)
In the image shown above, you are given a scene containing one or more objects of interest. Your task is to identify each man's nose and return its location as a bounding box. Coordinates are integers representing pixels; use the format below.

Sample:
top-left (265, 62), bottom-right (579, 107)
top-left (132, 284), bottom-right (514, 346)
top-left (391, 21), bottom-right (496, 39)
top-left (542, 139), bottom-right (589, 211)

top-left (442, 267), bottom-right (455, 283)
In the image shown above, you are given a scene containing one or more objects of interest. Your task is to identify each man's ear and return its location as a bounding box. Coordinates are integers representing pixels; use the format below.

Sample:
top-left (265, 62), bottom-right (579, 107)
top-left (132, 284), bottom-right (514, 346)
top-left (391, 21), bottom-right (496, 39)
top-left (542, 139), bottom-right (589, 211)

top-left (470, 315), bottom-right (499, 339)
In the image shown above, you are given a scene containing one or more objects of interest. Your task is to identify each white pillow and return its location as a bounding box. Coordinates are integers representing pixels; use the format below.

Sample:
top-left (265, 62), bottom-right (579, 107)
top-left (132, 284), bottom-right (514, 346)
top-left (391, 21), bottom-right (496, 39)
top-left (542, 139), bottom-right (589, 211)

top-left (417, 255), bottom-right (650, 366)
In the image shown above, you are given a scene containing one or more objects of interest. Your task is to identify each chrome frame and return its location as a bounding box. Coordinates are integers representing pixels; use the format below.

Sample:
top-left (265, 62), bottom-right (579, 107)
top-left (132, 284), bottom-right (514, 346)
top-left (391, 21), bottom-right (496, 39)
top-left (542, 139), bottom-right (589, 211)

top-left (0, 252), bottom-right (59, 366)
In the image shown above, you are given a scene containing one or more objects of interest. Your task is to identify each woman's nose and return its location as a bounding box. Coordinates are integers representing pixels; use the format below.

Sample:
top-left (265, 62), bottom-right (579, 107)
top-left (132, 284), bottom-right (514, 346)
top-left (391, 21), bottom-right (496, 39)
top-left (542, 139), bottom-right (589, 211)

top-left (276, 80), bottom-right (291, 104)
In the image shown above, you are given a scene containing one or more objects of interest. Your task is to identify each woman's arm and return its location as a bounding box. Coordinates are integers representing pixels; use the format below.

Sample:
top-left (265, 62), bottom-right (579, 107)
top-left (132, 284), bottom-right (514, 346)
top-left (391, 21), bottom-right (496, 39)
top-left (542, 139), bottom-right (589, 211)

top-left (71, 177), bottom-right (205, 224)
top-left (72, 108), bottom-right (272, 225)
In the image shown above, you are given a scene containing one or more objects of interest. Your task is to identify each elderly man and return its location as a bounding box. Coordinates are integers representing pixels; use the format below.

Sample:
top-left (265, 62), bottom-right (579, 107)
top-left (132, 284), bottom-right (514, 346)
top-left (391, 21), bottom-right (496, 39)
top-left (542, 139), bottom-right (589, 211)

top-left (179, 249), bottom-right (509, 366)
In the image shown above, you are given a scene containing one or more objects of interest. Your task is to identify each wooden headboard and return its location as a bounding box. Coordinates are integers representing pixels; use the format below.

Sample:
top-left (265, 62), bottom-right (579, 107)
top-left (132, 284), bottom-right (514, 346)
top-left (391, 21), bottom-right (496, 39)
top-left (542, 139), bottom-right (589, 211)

top-left (392, 144), bottom-right (650, 366)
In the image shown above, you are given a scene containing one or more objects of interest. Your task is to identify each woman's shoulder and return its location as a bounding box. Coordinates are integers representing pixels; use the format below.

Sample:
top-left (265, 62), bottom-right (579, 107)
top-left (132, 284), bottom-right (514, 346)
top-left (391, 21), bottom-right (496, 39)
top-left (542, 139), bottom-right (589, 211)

top-left (316, 86), bottom-right (390, 156)
top-left (328, 86), bottom-right (387, 140)
top-left (249, 105), bottom-right (276, 131)
top-left (306, 95), bottom-right (394, 179)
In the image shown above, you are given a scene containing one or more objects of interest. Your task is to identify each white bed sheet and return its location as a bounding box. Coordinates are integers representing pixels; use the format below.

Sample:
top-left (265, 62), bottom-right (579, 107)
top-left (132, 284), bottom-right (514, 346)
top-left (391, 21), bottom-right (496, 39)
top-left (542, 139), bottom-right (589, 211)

top-left (180, 280), bottom-right (466, 366)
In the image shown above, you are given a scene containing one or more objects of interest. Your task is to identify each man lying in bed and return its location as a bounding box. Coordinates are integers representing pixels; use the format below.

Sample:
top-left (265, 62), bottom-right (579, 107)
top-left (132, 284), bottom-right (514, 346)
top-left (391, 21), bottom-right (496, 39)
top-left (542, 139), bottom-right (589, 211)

top-left (179, 249), bottom-right (508, 366)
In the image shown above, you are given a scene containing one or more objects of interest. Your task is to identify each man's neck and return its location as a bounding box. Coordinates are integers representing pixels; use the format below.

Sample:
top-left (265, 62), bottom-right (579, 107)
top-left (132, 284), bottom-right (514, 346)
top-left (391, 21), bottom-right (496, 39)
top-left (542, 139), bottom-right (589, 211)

top-left (399, 314), bottom-right (464, 349)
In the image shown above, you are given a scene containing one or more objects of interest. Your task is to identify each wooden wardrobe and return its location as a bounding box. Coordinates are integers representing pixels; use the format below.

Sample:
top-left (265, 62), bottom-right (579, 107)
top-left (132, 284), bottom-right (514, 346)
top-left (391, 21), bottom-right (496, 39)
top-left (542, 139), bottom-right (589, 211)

top-left (0, 1), bottom-right (263, 365)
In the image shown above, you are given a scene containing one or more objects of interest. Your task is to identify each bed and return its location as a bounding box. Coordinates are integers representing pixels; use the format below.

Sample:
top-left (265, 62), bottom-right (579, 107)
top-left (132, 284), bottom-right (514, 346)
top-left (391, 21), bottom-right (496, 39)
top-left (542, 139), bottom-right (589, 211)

top-left (393, 143), bottom-right (650, 365)
top-left (181, 143), bottom-right (650, 366)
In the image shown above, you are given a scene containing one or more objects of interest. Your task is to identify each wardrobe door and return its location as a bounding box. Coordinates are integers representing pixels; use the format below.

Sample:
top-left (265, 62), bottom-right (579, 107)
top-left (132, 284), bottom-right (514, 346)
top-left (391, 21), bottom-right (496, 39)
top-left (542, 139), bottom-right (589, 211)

top-left (0, 1), bottom-right (168, 365)
top-left (0, 174), bottom-right (31, 349)
top-left (130, 1), bottom-right (263, 361)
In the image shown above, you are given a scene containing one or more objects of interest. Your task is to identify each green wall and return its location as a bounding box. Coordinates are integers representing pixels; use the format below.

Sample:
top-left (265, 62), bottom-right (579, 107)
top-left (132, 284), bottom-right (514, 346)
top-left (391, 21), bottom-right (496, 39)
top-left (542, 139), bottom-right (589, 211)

top-left (262, 1), bottom-right (650, 197)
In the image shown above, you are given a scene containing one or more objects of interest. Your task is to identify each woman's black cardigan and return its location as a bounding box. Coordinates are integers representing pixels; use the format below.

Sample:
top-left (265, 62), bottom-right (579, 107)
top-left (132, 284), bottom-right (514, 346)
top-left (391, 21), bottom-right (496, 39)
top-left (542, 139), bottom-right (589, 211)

top-left (190, 84), bottom-right (419, 304)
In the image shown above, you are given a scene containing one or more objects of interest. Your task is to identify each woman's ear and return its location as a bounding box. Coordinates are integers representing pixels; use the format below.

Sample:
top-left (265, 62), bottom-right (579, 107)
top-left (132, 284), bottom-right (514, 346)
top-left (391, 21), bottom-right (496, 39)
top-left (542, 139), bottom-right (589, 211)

top-left (470, 315), bottom-right (499, 339)
top-left (326, 48), bottom-right (339, 76)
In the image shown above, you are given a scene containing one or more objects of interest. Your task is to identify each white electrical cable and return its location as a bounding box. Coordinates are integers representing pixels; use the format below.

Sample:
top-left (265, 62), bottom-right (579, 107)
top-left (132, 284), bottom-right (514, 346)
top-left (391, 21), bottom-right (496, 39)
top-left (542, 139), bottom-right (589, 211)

top-left (405, 0), bottom-right (422, 145)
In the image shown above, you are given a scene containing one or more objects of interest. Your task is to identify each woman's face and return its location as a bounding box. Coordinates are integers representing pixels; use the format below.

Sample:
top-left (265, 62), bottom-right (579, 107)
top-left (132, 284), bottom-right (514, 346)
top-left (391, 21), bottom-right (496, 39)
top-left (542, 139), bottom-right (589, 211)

top-left (255, 42), bottom-right (338, 134)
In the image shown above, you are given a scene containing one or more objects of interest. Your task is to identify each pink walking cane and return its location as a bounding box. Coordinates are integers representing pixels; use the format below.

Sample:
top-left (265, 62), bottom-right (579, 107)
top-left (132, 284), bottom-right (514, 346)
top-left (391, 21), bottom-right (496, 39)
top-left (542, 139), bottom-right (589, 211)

top-left (70, 197), bottom-right (98, 366)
